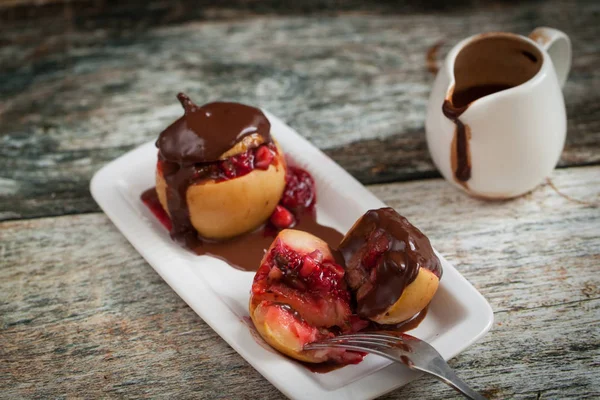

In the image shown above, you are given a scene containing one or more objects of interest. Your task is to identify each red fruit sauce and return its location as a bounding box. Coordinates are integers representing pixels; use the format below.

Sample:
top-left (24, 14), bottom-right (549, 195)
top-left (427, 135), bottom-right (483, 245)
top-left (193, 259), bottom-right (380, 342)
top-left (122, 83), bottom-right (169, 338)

top-left (158, 142), bottom-right (277, 185)
top-left (281, 167), bottom-right (316, 212)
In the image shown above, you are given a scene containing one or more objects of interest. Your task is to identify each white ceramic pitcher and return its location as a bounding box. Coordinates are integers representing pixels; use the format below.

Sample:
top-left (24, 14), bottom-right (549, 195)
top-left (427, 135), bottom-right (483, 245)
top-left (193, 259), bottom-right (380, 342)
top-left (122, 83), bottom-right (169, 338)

top-left (425, 27), bottom-right (571, 199)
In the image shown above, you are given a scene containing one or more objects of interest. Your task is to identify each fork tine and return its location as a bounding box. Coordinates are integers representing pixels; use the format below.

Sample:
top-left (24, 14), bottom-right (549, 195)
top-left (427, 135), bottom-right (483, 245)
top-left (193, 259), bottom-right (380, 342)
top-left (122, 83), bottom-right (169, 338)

top-left (303, 342), bottom-right (399, 362)
top-left (339, 332), bottom-right (409, 341)
top-left (337, 332), bottom-right (407, 340)
top-left (319, 333), bottom-right (410, 348)
top-left (318, 338), bottom-right (394, 349)
top-left (306, 336), bottom-right (415, 358)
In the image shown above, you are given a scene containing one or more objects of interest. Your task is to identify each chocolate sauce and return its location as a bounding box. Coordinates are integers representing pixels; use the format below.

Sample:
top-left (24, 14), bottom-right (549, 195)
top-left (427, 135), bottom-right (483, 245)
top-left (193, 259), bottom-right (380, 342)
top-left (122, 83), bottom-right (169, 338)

top-left (442, 99), bottom-right (471, 183)
top-left (302, 360), bottom-right (350, 374)
top-left (192, 210), bottom-right (343, 272)
top-left (338, 208), bottom-right (442, 319)
top-left (364, 306), bottom-right (429, 334)
top-left (451, 84), bottom-right (514, 109)
top-left (141, 188), bottom-right (343, 271)
top-left (443, 84), bottom-right (513, 184)
top-left (156, 94), bottom-right (272, 247)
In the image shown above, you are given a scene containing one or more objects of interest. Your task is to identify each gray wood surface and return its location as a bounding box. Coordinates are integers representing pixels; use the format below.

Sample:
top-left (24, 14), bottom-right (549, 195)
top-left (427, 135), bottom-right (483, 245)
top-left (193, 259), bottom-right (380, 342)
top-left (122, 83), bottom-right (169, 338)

top-left (2, 1), bottom-right (600, 398)
top-left (1, 0), bottom-right (600, 220)
top-left (2, 166), bottom-right (599, 399)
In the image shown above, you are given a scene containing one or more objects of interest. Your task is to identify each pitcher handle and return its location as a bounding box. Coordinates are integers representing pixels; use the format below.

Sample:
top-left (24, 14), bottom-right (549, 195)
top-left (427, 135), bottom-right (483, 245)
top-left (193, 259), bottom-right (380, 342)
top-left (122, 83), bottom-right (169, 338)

top-left (529, 27), bottom-right (571, 88)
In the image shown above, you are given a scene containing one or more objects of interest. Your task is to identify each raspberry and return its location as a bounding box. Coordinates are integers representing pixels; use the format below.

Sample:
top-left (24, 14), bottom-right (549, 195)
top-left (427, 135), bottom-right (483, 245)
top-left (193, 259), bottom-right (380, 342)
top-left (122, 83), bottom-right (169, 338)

top-left (281, 167), bottom-right (316, 212)
top-left (229, 151), bottom-right (254, 176)
top-left (270, 205), bottom-right (296, 229)
top-left (254, 145), bottom-right (274, 170)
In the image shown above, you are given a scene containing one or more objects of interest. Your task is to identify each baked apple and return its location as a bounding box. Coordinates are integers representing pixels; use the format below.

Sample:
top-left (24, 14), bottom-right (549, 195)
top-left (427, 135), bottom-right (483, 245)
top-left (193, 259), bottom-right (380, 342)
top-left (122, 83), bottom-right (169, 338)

top-left (339, 208), bottom-right (442, 324)
top-left (154, 93), bottom-right (287, 243)
top-left (249, 229), bottom-right (363, 364)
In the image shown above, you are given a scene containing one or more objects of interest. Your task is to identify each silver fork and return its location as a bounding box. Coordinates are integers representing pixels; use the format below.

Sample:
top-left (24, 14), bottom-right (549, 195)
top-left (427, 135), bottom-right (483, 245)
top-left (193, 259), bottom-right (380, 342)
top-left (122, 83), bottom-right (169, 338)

top-left (304, 332), bottom-right (486, 400)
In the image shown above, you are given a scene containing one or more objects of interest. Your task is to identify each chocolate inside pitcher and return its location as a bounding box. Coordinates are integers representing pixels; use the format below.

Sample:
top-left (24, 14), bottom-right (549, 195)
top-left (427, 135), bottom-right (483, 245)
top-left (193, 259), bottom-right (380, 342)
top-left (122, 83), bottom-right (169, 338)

top-left (443, 34), bottom-right (543, 186)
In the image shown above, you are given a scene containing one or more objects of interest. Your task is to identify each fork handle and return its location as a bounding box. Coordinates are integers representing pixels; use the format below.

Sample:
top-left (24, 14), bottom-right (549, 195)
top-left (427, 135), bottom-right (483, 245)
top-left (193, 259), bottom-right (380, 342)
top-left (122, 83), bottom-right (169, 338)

top-left (414, 358), bottom-right (487, 400)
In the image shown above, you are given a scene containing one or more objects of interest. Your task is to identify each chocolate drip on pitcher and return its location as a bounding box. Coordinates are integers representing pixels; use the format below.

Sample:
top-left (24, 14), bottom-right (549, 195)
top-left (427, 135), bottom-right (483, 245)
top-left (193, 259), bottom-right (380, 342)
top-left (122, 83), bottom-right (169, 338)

top-left (443, 84), bottom-right (515, 185)
top-left (442, 99), bottom-right (471, 183)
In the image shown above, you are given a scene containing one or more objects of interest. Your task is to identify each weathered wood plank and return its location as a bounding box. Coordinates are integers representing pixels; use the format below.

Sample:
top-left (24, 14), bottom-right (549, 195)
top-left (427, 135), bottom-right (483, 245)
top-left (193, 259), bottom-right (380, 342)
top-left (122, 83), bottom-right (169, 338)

top-left (1, 1), bottom-right (600, 219)
top-left (1, 166), bottom-right (598, 399)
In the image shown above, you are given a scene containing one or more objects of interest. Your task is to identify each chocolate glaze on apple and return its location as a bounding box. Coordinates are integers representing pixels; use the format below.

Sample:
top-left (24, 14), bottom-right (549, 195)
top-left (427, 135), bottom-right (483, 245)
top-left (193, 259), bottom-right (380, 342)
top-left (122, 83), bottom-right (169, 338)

top-left (338, 208), bottom-right (442, 319)
top-left (363, 306), bottom-right (429, 334)
top-left (157, 93), bottom-right (271, 164)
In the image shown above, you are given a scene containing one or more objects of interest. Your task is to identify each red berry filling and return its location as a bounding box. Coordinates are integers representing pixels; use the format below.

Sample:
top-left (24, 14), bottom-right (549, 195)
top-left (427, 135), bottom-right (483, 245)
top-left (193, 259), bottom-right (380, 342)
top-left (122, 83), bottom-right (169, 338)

top-left (254, 241), bottom-right (350, 303)
top-left (251, 238), bottom-right (370, 365)
top-left (255, 145), bottom-right (275, 170)
top-left (252, 240), bottom-right (351, 329)
top-left (158, 142), bottom-right (278, 184)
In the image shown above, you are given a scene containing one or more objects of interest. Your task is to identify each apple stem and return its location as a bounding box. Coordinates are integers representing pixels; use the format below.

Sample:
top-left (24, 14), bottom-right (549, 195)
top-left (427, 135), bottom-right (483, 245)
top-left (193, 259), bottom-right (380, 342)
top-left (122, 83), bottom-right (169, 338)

top-left (177, 92), bottom-right (198, 114)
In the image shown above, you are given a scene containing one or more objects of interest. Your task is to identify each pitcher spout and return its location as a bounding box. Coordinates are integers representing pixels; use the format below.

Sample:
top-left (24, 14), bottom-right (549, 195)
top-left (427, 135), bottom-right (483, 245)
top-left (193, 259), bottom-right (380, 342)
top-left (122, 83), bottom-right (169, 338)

top-left (446, 32), bottom-right (543, 109)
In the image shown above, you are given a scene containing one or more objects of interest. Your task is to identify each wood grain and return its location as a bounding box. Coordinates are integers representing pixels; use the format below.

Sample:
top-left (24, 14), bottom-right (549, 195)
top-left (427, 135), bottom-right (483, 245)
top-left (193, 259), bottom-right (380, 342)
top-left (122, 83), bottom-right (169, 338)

top-left (2, 166), bottom-right (598, 399)
top-left (1, 0), bottom-right (600, 219)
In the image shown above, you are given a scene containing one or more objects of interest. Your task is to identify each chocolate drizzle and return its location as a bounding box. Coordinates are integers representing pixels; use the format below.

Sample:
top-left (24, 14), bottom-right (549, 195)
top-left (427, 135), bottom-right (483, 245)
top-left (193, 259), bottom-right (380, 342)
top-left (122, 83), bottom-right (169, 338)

top-left (155, 94), bottom-right (272, 246)
top-left (338, 208), bottom-right (442, 319)
top-left (443, 84), bottom-right (514, 185)
top-left (442, 99), bottom-right (471, 183)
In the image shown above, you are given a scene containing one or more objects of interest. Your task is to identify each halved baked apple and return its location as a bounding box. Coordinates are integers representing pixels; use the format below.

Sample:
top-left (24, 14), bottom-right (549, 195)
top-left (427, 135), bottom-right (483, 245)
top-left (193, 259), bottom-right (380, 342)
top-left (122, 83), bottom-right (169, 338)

top-left (249, 229), bottom-right (363, 364)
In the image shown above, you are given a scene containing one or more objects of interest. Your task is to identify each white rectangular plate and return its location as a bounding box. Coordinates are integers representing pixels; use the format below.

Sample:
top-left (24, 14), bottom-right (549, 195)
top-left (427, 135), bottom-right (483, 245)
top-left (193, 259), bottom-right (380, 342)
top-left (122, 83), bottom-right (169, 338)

top-left (91, 110), bottom-right (493, 400)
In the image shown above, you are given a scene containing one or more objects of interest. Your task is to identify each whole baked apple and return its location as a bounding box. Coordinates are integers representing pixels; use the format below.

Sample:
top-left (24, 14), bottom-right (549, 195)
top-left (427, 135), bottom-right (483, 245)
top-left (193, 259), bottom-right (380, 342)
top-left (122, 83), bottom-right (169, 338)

top-left (154, 94), bottom-right (286, 243)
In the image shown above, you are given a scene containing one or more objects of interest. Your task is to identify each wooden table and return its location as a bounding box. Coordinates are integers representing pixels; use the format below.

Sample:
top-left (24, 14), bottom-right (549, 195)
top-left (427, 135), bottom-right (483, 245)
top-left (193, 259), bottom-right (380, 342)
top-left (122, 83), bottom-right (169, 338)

top-left (1, 1), bottom-right (599, 398)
